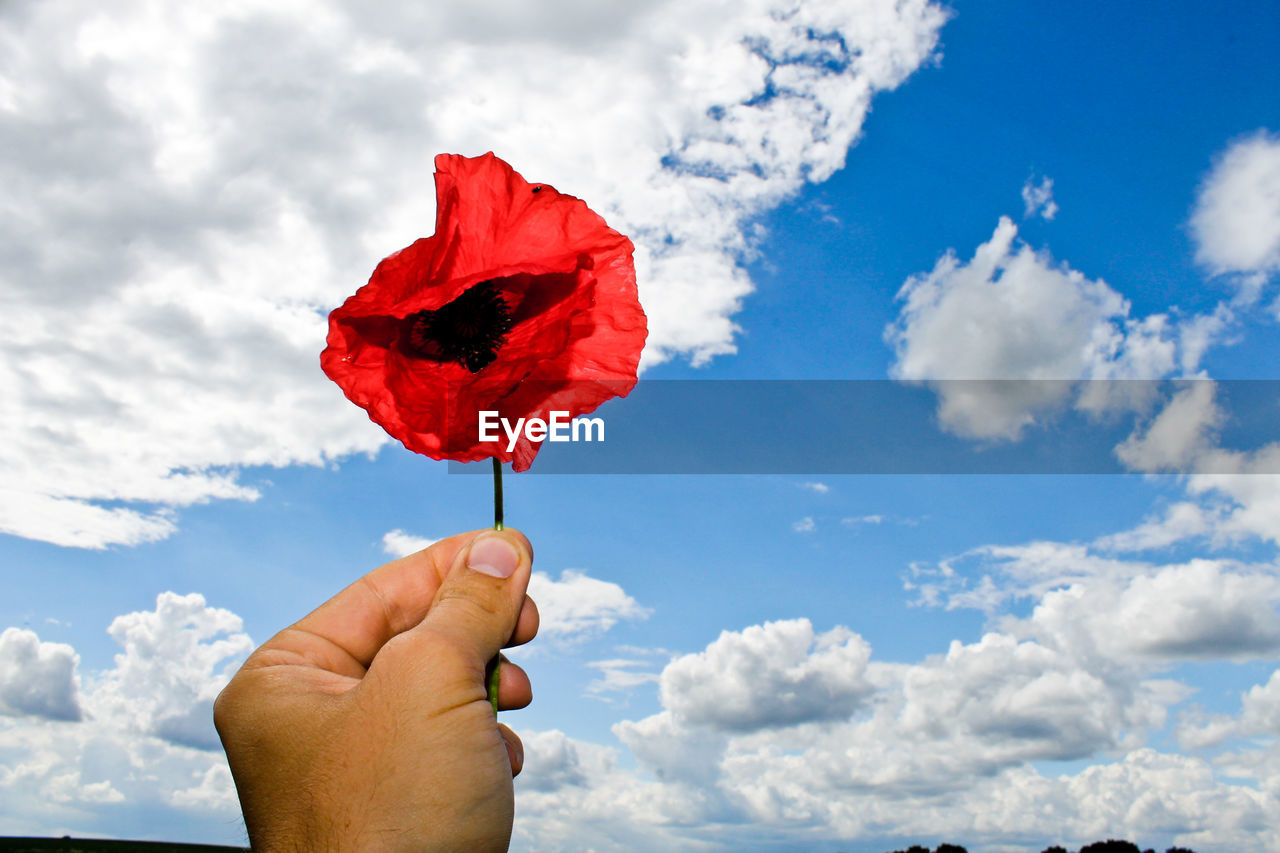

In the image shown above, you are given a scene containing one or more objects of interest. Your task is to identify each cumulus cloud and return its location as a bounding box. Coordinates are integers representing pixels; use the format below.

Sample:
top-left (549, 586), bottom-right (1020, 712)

top-left (658, 619), bottom-right (874, 732)
top-left (0, 593), bottom-right (250, 838)
top-left (615, 709), bottom-right (730, 788)
top-left (516, 729), bottom-right (598, 793)
top-left (1191, 130), bottom-right (1280, 289)
top-left (911, 536), bottom-right (1280, 664)
top-left (0, 627), bottom-right (81, 721)
top-left (1, 0), bottom-right (948, 548)
top-left (169, 763), bottom-right (237, 811)
top-left (9, 588), bottom-right (1276, 849)
top-left (85, 592), bottom-right (253, 750)
top-left (791, 516), bottom-right (816, 533)
top-left (513, 726), bottom-right (712, 852)
top-left (513, 609), bottom-right (1279, 851)
top-left (886, 217), bottom-right (1177, 439)
top-left (527, 569), bottom-right (650, 645)
top-left (0, 714), bottom-right (240, 836)
top-left (894, 633), bottom-right (1143, 761)
top-left (1021, 561), bottom-right (1280, 664)
top-left (1177, 668), bottom-right (1280, 751)
top-left (517, 721), bottom-right (1280, 851)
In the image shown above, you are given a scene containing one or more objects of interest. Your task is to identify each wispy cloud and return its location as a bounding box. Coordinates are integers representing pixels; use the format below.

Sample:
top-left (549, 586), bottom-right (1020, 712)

top-left (585, 659), bottom-right (662, 698)
top-left (1021, 174), bottom-right (1058, 220)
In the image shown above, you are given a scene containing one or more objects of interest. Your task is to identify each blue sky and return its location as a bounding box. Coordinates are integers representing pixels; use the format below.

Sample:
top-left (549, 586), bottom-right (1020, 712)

top-left (3, 1), bottom-right (1280, 851)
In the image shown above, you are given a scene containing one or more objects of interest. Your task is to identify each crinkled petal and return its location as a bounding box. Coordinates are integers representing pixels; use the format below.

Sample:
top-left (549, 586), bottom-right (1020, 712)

top-left (320, 152), bottom-right (647, 469)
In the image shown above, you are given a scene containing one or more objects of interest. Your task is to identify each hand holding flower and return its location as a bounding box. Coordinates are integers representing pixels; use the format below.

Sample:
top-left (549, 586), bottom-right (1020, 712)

top-left (214, 529), bottom-right (538, 853)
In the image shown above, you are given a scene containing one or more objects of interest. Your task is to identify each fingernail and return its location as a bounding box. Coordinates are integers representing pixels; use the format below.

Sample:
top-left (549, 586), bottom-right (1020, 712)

top-left (468, 535), bottom-right (519, 578)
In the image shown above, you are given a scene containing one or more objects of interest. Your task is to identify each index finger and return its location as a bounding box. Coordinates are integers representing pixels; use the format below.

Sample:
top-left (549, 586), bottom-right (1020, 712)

top-left (253, 528), bottom-right (532, 677)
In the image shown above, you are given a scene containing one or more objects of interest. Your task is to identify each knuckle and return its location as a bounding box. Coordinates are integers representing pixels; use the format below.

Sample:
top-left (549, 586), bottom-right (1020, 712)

top-left (211, 680), bottom-right (241, 736)
top-left (436, 581), bottom-right (505, 624)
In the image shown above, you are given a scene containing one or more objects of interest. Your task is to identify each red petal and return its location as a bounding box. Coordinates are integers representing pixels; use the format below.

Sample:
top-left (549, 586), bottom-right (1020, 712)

top-left (320, 152), bottom-right (647, 469)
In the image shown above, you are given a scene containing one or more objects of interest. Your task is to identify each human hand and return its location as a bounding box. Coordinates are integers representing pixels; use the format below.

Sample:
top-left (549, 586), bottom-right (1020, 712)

top-left (214, 528), bottom-right (538, 852)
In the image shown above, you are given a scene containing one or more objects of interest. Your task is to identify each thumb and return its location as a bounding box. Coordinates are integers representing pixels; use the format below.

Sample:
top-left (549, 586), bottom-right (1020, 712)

top-left (412, 529), bottom-right (533, 677)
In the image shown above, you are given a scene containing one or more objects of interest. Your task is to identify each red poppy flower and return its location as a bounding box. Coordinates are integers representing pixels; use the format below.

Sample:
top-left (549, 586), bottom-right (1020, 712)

top-left (321, 152), bottom-right (647, 471)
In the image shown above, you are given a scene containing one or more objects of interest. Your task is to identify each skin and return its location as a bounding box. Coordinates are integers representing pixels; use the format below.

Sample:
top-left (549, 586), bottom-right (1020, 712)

top-left (213, 528), bottom-right (539, 853)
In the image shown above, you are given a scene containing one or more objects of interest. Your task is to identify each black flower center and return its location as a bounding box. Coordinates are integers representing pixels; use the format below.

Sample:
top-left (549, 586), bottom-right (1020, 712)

top-left (405, 279), bottom-right (513, 372)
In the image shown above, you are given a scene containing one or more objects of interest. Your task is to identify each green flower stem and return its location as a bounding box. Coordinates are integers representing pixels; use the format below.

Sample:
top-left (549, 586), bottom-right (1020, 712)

top-left (493, 457), bottom-right (504, 531)
top-left (487, 457), bottom-right (503, 715)
top-left (485, 654), bottom-right (501, 716)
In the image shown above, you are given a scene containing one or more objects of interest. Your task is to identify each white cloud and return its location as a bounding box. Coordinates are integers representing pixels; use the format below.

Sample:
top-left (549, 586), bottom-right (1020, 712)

top-left (0, 491), bottom-right (177, 550)
top-left (14, 584), bottom-right (1276, 849)
top-left (911, 537), bottom-right (1280, 665)
top-left (380, 528), bottom-right (438, 558)
top-left (1021, 174), bottom-right (1058, 220)
top-left (0, 593), bottom-right (250, 839)
top-left (514, 609), bottom-right (1280, 851)
top-left (1115, 380), bottom-right (1222, 472)
top-left (1178, 302), bottom-right (1236, 373)
top-left (586, 658), bottom-right (662, 698)
top-left (516, 729), bottom-right (595, 793)
top-left (513, 727), bottom-right (709, 852)
top-left (799, 481), bottom-right (829, 494)
top-left (1104, 378), bottom-right (1280, 547)
top-left (1191, 130), bottom-right (1280, 288)
top-left (1178, 668), bottom-right (1280, 750)
top-left (85, 592), bottom-right (253, 750)
top-left (527, 569), bottom-right (650, 645)
top-left (1015, 560), bottom-right (1280, 665)
top-left (907, 540), bottom-right (1141, 614)
top-left (614, 709), bottom-right (729, 788)
top-left (658, 619), bottom-right (874, 732)
top-left (886, 217), bottom-right (1177, 439)
top-left (1, 0), bottom-right (948, 548)
top-left (22, 584), bottom-right (1269, 850)
top-left (0, 627), bottom-right (81, 721)
top-left (0, 714), bottom-right (240, 836)
top-left (1094, 500), bottom-right (1221, 552)
top-left (791, 516), bottom-right (816, 533)
top-left (1233, 670), bottom-right (1280, 737)
top-left (169, 762), bottom-right (237, 811)
top-left (516, 721), bottom-right (1280, 851)
top-left (1178, 442), bottom-right (1280, 547)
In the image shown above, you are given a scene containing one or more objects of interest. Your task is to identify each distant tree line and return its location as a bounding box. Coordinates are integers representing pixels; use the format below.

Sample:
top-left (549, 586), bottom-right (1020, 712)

top-left (886, 841), bottom-right (1198, 853)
